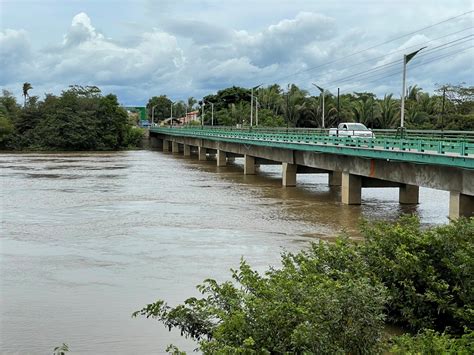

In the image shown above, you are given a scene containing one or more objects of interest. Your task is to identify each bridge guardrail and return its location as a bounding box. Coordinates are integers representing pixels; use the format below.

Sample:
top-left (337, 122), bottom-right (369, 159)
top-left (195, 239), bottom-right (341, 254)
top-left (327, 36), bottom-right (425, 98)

top-left (150, 126), bottom-right (474, 168)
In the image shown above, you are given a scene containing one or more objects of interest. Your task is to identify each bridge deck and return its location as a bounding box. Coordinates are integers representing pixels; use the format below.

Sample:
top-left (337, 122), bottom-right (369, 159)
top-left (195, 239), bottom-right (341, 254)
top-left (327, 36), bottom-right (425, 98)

top-left (150, 127), bottom-right (474, 169)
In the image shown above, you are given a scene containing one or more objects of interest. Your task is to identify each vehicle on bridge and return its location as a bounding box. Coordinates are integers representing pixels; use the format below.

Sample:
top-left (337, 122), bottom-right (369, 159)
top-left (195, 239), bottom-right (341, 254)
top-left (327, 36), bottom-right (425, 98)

top-left (329, 123), bottom-right (375, 138)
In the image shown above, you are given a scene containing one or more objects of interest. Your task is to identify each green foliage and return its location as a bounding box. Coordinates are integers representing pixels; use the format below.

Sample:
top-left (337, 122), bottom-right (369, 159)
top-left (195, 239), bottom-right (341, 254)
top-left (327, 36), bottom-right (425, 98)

top-left (52, 343), bottom-right (69, 355)
top-left (1, 87), bottom-right (140, 151)
top-left (134, 237), bottom-right (387, 354)
top-left (390, 329), bottom-right (474, 354)
top-left (360, 216), bottom-right (474, 334)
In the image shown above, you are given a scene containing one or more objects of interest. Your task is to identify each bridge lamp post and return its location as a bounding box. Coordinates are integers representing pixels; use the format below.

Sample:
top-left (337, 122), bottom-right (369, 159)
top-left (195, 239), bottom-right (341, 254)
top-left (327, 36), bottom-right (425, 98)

top-left (203, 100), bottom-right (215, 126)
top-left (255, 97), bottom-right (260, 126)
top-left (312, 83), bottom-right (325, 129)
top-left (250, 83), bottom-right (263, 127)
top-left (400, 47), bottom-right (426, 128)
top-left (151, 104), bottom-right (157, 127)
top-left (170, 102), bottom-right (174, 127)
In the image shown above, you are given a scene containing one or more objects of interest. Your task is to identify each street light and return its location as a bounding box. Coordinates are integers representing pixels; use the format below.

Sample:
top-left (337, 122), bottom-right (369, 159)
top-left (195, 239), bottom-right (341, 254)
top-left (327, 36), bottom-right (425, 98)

top-left (151, 104), bottom-right (157, 126)
top-left (250, 84), bottom-right (263, 127)
top-left (400, 47), bottom-right (426, 128)
top-left (203, 100), bottom-right (215, 126)
top-left (170, 102), bottom-right (174, 127)
top-left (312, 83), bottom-right (325, 129)
top-left (255, 97), bottom-right (260, 127)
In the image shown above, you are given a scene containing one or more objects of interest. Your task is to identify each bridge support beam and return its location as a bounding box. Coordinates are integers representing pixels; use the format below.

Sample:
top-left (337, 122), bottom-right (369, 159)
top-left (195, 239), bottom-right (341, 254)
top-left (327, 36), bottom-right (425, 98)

top-left (342, 172), bottom-right (361, 205)
top-left (198, 146), bottom-right (207, 161)
top-left (217, 150), bottom-right (227, 167)
top-left (172, 141), bottom-right (179, 153)
top-left (399, 184), bottom-right (419, 204)
top-left (449, 192), bottom-right (474, 219)
top-left (244, 155), bottom-right (255, 175)
top-left (328, 171), bottom-right (342, 186)
top-left (163, 139), bottom-right (170, 152)
top-left (183, 144), bottom-right (191, 157)
top-left (282, 163), bottom-right (297, 187)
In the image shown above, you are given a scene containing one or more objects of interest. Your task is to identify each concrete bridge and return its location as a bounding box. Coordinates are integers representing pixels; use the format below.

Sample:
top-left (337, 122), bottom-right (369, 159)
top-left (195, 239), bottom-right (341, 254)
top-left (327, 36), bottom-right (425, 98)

top-left (149, 127), bottom-right (474, 219)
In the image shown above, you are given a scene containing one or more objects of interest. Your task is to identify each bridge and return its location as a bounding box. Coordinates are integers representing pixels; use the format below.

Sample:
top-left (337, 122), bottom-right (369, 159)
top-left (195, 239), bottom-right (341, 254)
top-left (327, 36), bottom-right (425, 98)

top-left (149, 126), bottom-right (474, 219)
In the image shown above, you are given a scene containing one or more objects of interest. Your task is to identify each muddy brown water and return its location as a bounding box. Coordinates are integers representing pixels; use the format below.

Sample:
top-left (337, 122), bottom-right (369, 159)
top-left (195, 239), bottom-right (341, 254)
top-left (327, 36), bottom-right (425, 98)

top-left (0, 150), bottom-right (448, 354)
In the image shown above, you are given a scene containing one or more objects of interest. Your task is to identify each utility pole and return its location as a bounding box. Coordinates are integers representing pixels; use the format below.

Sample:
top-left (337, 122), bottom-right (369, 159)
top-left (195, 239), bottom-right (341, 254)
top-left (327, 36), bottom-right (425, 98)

top-left (151, 105), bottom-right (157, 127)
top-left (170, 102), bottom-right (173, 127)
top-left (400, 47), bottom-right (426, 129)
top-left (201, 101), bottom-right (205, 127)
top-left (286, 84), bottom-right (290, 132)
top-left (337, 88), bottom-right (340, 124)
top-left (441, 86), bottom-right (446, 132)
top-left (250, 84), bottom-right (263, 127)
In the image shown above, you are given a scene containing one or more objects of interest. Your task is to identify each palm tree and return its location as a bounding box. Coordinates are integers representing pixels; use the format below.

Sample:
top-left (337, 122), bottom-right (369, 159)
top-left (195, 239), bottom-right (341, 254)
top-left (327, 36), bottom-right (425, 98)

top-left (22, 82), bottom-right (33, 107)
top-left (377, 94), bottom-right (399, 128)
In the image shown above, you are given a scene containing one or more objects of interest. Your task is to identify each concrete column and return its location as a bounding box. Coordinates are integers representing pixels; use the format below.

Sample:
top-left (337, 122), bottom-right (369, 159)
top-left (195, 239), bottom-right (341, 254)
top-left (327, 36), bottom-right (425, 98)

top-left (217, 150), bottom-right (227, 167)
top-left (282, 163), bottom-right (297, 187)
top-left (171, 141), bottom-right (179, 153)
top-left (341, 172), bottom-right (361, 205)
top-left (328, 171), bottom-right (342, 186)
top-left (449, 192), bottom-right (474, 219)
top-left (244, 155), bottom-right (255, 175)
top-left (399, 184), bottom-right (419, 204)
top-left (149, 136), bottom-right (159, 148)
top-left (183, 144), bottom-right (191, 157)
top-left (163, 139), bottom-right (169, 152)
top-left (198, 146), bottom-right (207, 161)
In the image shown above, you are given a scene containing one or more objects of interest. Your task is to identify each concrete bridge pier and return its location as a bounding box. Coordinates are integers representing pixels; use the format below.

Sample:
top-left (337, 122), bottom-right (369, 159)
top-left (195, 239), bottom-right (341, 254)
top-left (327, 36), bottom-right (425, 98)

top-left (163, 139), bottom-right (170, 152)
top-left (399, 184), bottom-right (419, 204)
top-left (328, 171), bottom-right (342, 186)
top-left (198, 146), bottom-right (207, 161)
top-left (183, 144), bottom-right (191, 157)
top-left (282, 163), bottom-right (297, 187)
top-left (217, 150), bottom-right (227, 167)
top-left (342, 172), bottom-right (362, 205)
top-left (449, 192), bottom-right (474, 219)
top-left (172, 141), bottom-right (179, 153)
top-left (244, 155), bottom-right (256, 175)
top-left (149, 136), bottom-right (161, 149)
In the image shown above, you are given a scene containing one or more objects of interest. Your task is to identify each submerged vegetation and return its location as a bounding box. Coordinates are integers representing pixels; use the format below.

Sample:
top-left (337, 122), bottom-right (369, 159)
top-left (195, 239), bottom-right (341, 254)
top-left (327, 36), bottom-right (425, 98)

top-left (0, 85), bottom-right (144, 151)
top-left (134, 216), bottom-right (474, 354)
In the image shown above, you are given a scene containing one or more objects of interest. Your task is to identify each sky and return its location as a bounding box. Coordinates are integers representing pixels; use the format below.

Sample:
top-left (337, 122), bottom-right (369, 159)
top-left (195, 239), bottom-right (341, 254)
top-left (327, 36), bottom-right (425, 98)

top-left (1, 0), bottom-right (473, 106)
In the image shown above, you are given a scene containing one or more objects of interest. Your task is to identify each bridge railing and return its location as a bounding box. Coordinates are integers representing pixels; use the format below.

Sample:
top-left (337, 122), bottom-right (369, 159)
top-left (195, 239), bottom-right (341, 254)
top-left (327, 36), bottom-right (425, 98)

top-left (151, 126), bottom-right (474, 158)
top-left (158, 125), bottom-right (474, 142)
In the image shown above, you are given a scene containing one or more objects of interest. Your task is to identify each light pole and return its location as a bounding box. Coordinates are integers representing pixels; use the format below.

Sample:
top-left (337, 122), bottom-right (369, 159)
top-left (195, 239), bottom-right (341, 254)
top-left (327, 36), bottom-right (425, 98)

top-left (151, 104), bottom-right (157, 126)
top-left (203, 100), bottom-right (215, 126)
top-left (170, 102), bottom-right (174, 127)
top-left (250, 84), bottom-right (263, 127)
top-left (255, 97), bottom-right (260, 127)
top-left (312, 83), bottom-right (325, 129)
top-left (201, 100), bottom-right (205, 127)
top-left (400, 47), bottom-right (426, 128)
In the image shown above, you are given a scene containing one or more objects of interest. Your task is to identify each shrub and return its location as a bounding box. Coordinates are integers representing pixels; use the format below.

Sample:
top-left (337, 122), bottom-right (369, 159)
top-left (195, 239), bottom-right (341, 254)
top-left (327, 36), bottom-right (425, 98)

top-left (360, 216), bottom-right (474, 334)
top-left (134, 238), bottom-right (387, 354)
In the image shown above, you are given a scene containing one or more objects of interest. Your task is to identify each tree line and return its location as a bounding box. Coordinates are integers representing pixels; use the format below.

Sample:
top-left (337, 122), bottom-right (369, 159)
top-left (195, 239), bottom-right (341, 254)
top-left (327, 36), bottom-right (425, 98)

top-left (147, 83), bottom-right (474, 130)
top-left (0, 84), bottom-right (144, 150)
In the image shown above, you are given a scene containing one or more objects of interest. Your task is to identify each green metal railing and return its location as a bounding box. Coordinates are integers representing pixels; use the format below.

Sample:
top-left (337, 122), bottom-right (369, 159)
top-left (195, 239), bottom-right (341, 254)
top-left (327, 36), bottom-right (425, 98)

top-left (150, 126), bottom-right (474, 169)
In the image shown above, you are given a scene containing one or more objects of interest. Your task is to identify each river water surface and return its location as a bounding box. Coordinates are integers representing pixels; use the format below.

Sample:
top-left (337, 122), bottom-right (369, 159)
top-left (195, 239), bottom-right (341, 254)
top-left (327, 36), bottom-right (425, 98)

top-left (1, 150), bottom-right (449, 354)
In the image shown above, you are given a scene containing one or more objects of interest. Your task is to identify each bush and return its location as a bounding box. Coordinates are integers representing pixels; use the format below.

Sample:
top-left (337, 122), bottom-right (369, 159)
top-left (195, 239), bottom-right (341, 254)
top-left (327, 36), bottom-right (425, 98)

top-left (134, 238), bottom-right (387, 354)
top-left (360, 216), bottom-right (474, 334)
top-left (390, 329), bottom-right (474, 354)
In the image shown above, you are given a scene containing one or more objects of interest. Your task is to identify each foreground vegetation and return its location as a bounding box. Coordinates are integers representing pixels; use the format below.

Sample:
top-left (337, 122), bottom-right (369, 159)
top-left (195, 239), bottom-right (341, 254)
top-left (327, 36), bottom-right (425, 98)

top-left (134, 216), bottom-right (473, 354)
top-left (0, 85), bottom-right (144, 150)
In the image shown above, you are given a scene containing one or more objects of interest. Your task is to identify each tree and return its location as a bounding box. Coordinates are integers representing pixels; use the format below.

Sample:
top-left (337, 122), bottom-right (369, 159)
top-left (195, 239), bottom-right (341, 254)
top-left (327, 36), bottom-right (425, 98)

top-left (146, 95), bottom-right (173, 123)
top-left (22, 82), bottom-right (33, 107)
top-left (377, 94), bottom-right (399, 128)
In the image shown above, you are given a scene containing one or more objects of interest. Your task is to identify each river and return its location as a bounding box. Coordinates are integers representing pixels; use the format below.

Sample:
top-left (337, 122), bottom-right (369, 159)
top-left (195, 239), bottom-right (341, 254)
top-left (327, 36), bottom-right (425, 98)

top-left (0, 150), bottom-right (449, 354)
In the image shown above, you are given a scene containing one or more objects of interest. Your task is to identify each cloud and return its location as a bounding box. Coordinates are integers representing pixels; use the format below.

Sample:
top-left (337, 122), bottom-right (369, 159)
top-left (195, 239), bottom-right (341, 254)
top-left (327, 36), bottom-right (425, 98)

top-left (0, 8), bottom-right (472, 105)
top-left (0, 29), bottom-right (32, 83)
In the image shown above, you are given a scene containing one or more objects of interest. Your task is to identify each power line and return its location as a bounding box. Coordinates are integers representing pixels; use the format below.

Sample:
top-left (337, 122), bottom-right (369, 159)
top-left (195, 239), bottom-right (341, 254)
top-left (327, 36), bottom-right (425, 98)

top-left (266, 10), bottom-right (473, 86)
top-left (305, 34), bottom-right (473, 90)
top-left (336, 46), bottom-right (473, 95)
top-left (290, 26), bottom-right (473, 88)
